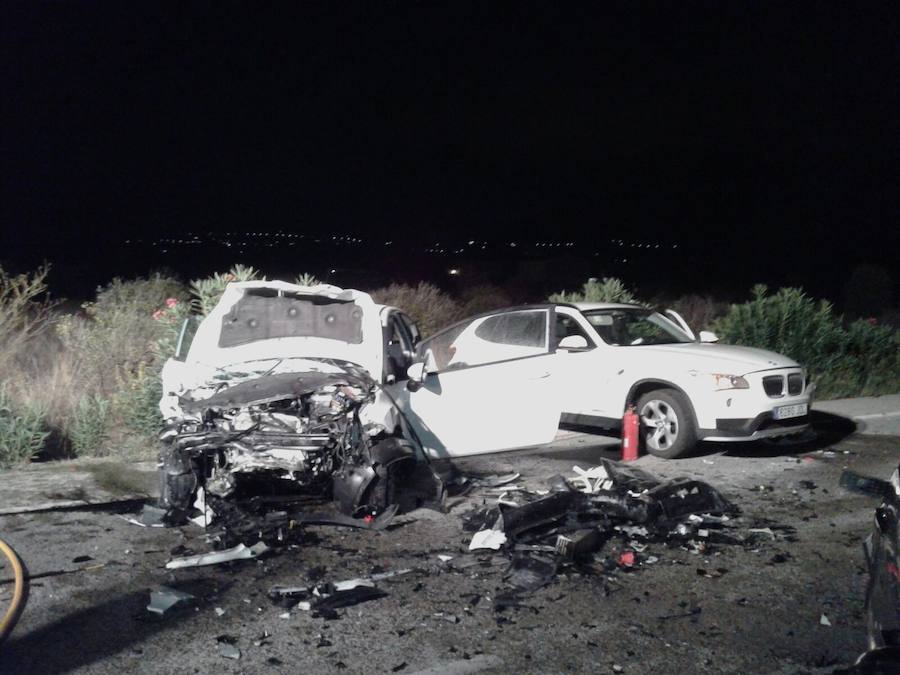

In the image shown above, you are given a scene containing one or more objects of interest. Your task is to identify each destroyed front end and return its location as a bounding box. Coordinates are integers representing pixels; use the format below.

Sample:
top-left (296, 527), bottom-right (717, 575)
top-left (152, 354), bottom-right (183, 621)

top-left (159, 360), bottom-right (415, 525)
top-left (155, 281), bottom-right (428, 537)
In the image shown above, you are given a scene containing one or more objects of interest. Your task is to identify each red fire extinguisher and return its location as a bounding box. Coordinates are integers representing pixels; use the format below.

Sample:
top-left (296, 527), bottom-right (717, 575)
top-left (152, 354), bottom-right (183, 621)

top-left (622, 405), bottom-right (640, 462)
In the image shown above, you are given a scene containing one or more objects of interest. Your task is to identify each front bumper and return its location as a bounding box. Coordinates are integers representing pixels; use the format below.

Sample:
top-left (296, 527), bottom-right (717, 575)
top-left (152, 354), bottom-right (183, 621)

top-left (698, 411), bottom-right (811, 442)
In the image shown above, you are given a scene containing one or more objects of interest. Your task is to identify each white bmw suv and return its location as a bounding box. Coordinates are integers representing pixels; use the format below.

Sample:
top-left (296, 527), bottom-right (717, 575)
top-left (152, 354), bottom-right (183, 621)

top-left (552, 302), bottom-right (814, 458)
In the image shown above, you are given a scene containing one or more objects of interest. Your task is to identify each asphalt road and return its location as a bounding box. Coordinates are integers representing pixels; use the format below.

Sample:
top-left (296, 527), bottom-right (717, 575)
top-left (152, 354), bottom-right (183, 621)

top-left (0, 412), bottom-right (896, 674)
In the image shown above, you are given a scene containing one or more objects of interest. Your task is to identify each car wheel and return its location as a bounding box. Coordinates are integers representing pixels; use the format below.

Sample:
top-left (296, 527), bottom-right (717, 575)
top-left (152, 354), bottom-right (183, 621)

top-left (636, 389), bottom-right (697, 459)
top-left (361, 462), bottom-right (404, 513)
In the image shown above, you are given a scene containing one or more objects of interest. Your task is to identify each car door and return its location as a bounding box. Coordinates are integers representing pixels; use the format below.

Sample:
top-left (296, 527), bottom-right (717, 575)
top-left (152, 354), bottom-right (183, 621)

top-left (392, 306), bottom-right (561, 459)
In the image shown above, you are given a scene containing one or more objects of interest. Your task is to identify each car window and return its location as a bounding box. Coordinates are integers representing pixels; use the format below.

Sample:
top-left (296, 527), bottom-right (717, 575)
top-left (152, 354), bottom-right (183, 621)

top-left (418, 309), bottom-right (550, 372)
top-left (397, 313), bottom-right (420, 346)
top-left (173, 316), bottom-right (202, 361)
top-left (554, 314), bottom-right (592, 347)
top-left (583, 309), bottom-right (693, 346)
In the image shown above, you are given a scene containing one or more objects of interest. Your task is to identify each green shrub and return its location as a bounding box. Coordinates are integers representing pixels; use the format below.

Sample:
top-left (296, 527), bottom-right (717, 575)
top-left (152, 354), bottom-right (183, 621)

top-left (190, 264), bottom-right (260, 316)
top-left (69, 395), bottom-right (111, 457)
top-left (57, 273), bottom-right (188, 396)
top-left (549, 277), bottom-right (643, 305)
top-left (0, 386), bottom-right (49, 469)
top-left (113, 361), bottom-right (164, 444)
top-left (371, 283), bottom-right (464, 337)
top-left (713, 285), bottom-right (900, 399)
top-left (295, 272), bottom-right (319, 287)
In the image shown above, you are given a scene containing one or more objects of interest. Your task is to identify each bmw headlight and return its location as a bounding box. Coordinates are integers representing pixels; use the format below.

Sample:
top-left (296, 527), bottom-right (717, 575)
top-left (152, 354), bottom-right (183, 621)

top-left (712, 373), bottom-right (750, 390)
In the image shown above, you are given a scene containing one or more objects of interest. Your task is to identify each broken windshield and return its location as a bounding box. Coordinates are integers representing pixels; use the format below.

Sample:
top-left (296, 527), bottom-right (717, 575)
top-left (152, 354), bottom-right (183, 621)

top-left (582, 309), bottom-right (693, 346)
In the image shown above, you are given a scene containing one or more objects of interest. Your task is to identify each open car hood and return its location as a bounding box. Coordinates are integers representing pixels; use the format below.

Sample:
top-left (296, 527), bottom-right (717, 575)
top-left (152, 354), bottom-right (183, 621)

top-left (182, 281), bottom-right (385, 380)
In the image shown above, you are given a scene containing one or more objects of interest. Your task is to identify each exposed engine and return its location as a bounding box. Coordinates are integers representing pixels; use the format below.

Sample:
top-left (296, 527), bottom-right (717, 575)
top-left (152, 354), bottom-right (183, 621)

top-left (176, 382), bottom-right (369, 499)
top-left (158, 366), bottom-right (407, 522)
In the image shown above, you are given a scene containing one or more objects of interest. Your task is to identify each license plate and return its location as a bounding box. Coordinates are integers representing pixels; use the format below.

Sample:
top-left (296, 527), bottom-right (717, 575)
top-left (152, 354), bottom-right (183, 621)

top-left (773, 403), bottom-right (808, 420)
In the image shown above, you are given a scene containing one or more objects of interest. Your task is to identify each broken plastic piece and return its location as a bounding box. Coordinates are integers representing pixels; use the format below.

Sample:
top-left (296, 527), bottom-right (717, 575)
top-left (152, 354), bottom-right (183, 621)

top-left (216, 635), bottom-right (241, 660)
top-left (571, 465), bottom-right (613, 493)
top-left (555, 529), bottom-right (602, 560)
top-left (840, 470), bottom-right (891, 498)
top-left (469, 529), bottom-right (507, 551)
top-left (147, 586), bottom-right (195, 615)
top-left (500, 491), bottom-right (577, 537)
top-left (312, 586), bottom-right (388, 617)
top-left (166, 541), bottom-right (269, 569)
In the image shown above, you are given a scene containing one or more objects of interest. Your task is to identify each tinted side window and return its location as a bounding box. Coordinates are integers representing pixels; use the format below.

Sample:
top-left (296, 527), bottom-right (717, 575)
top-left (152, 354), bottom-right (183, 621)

top-left (418, 309), bottom-right (549, 372)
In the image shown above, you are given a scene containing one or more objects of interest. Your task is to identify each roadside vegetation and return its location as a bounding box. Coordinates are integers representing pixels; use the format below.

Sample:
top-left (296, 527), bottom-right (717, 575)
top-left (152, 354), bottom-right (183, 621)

top-left (0, 264), bottom-right (896, 469)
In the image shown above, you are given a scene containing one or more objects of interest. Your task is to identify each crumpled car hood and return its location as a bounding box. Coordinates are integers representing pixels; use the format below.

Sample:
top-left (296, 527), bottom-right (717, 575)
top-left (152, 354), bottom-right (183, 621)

top-left (179, 369), bottom-right (372, 413)
top-left (161, 357), bottom-right (371, 419)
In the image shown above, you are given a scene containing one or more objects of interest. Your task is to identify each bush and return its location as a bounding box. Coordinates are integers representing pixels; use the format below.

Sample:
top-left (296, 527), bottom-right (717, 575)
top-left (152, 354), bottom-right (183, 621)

top-left (295, 272), bottom-right (319, 287)
top-left (57, 273), bottom-right (188, 396)
top-left (549, 277), bottom-right (642, 305)
top-left (69, 395), bottom-right (111, 457)
top-left (666, 294), bottom-right (729, 333)
top-left (371, 283), bottom-right (464, 337)
top-left (713, 285), bottom-right (900, 399)
top-left (0, 264), bottom-right (54, 376)
top-left (459, 284), bottom-right (513, 317)
top-left (0, 385), bottom-right (49, 469)
top-left (113, 361), bottom-right (164, 445)
top-left (190, 264), bottom-right (260, 316)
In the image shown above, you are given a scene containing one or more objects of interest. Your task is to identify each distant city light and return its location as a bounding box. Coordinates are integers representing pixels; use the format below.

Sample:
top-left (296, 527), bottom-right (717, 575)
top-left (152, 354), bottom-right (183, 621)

top-left (448, 268), bottom-right (460, 276)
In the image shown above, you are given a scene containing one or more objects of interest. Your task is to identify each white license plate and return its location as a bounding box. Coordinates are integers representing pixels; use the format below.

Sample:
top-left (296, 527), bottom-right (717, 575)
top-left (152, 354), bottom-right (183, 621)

top-left (773, 403), bottom-right (808, 420)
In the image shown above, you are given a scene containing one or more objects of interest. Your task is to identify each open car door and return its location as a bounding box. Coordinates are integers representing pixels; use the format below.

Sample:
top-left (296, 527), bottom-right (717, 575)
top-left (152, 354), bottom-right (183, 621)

top-left (394, 306), bottom-right (561, 459)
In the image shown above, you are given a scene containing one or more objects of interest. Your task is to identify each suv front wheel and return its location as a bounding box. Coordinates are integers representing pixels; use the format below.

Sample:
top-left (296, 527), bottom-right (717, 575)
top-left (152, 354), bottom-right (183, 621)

top-left (636, 389), bottom-right (697, 459)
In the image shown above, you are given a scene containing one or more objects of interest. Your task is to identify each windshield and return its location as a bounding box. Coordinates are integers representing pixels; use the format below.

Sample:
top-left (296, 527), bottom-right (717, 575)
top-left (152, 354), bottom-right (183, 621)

top-left (582, 309), bottom-right (694, 346)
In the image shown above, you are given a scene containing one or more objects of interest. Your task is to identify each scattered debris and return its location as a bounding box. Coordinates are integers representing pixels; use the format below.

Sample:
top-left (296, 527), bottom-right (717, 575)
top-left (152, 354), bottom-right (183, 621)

top-left (118, 504), bottom-right (168, 528)
top-left (840, 470), bottom-right (891, 498)
top-left (165, 541), bottom-right (269, 569)
top-left (215, 635), bottom-right (241, 660)
top-left (147, 587), bottom-right (195, 615)
top-left (469, 528), bottom-right (507, 551)
top-left (455, 459), bottom-right (740, 604)
top-left (820, 613), bottom-right (831, 627)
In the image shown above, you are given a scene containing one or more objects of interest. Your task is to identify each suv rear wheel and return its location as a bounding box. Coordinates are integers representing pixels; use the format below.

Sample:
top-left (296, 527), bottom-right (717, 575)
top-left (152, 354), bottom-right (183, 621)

top-left (636, 389), bottom-right (697, 459)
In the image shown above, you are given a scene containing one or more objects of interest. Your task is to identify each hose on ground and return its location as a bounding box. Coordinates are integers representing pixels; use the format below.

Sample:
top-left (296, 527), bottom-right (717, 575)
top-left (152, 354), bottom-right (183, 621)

top-left (0, 537), bottom-right (27, 644)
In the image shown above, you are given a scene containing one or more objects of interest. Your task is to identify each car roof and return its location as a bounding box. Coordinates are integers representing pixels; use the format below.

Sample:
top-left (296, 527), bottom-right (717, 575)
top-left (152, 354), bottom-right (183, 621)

top-left (568, 302), bottom-right (645, 311)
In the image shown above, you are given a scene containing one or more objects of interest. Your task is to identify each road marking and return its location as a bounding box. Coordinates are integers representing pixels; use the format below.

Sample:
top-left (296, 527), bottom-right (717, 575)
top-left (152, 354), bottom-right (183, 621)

top-left (852, 412), bottom-right (900, 420)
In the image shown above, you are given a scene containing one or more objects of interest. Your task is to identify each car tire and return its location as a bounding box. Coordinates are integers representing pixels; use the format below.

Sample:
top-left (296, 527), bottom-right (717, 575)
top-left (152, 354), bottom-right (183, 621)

top-left (361, 461), bottom-right (404, 513)
top-left (636, 389), bottom-right (697, 459)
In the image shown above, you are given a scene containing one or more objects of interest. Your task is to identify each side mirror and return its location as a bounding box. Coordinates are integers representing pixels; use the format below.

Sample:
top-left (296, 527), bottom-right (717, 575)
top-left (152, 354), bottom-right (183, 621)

top-left (699, 330), bottom-right (719, 343)
top-left (406, 351), bottom-right (438, 391)
top-left (406, 361), bottom-right (427, 384)
top-left (558, 335), bottom-right (588, 350)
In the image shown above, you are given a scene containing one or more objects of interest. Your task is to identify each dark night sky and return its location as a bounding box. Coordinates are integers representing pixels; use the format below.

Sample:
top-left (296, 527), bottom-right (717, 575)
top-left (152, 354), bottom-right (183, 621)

top-left (1, 2), bottom-right (897, 297)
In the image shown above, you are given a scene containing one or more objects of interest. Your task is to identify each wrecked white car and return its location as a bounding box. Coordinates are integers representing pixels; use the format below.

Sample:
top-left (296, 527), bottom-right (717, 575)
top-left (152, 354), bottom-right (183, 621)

top-left (157, 282), bottom-right (562, 529)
